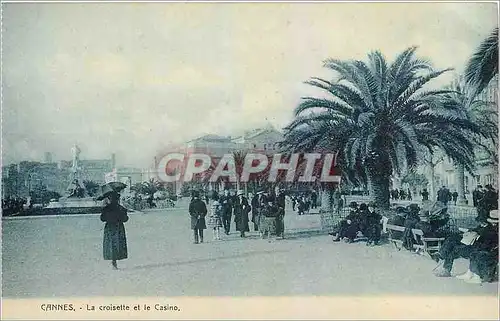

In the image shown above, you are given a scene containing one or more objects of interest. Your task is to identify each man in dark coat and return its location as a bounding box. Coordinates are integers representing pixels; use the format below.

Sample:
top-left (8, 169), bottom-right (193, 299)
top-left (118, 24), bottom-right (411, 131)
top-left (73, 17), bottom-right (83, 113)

top-left (472, 185), bottom-right (483, 208)
top-left (310, 190), bottom-right (318, 209)
top-left (421, 189), bottom-right (429, 202)
top-left (251, 191), bottom-right (262, 231)
top-left (451, 191), bottom-right (458, 205)
top-left (437, 186), bottom-right (451, 205)
top-left (219, 189), bottom-right (233, 235)
top-left (464, 211), bottom-right (498, 283)
top-left (433, 210), bottom-right (498, 278)
top-left (476, 185), bottom-right (498, 222)
top-left (189, 191), bottom-right (207, 244)
top-left (330, 202), bottom-right (359, 242)
top-left (275, 190), bottom-right (286, 238)
top-left (100, 191), bottom-right (129, 270)
top-left (365, 202), bottom-right (382, 246)
top-left (233, 190), bottom-right (250, 237)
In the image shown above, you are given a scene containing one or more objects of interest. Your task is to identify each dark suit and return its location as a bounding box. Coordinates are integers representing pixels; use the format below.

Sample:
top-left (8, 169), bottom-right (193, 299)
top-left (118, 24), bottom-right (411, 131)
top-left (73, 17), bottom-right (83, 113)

top-left (220, 195), bottom-right (233, 234)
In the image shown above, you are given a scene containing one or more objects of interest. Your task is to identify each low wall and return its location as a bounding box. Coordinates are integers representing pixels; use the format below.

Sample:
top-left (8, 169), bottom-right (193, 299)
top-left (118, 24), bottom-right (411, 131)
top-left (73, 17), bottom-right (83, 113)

top-left (7, 207), bottom-right (103, 217)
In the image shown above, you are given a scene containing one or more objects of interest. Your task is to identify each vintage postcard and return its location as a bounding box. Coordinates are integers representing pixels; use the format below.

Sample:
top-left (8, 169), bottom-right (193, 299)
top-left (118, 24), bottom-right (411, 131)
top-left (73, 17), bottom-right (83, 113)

top-left (1, 1), bottom-right (499, 320)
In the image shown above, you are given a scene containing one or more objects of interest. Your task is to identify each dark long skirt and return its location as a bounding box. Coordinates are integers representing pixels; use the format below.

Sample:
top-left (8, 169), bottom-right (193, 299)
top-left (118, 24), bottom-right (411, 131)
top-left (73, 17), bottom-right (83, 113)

top-left (235, 213), bottom-right (250, 232)
top-left (103, 222), bottom-right (128, 261)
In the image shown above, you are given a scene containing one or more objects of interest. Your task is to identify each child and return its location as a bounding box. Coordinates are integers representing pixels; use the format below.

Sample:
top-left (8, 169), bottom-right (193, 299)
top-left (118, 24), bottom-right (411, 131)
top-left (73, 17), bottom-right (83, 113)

top-left (208, 195), bottom-right (223, 241)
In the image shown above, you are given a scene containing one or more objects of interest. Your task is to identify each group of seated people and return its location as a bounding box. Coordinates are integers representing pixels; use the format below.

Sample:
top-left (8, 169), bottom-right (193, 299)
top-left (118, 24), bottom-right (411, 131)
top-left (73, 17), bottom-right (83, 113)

top-left (328, 201), bottom-right (383, 246)
top-left (388, 201), bottom-right (451, 252)
top-left (433, 209), bottom-right (498, 284)
top-left (330, 200), bottom-right (499, 284)
top-left (387, 202), bottom-right (498, 284)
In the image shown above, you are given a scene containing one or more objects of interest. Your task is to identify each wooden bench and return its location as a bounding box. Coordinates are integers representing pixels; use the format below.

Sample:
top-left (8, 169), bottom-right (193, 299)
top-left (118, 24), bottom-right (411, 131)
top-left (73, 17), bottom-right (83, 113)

top-left (411, 228), bottom-right (445, 260)
top-left (386, 224), bottom-right (405, 250)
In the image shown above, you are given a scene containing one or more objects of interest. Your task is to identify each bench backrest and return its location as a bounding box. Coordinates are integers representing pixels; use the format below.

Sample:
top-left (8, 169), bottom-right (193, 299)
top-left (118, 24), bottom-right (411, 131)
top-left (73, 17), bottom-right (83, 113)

top-left (386, 224), bottom-right (405, 232)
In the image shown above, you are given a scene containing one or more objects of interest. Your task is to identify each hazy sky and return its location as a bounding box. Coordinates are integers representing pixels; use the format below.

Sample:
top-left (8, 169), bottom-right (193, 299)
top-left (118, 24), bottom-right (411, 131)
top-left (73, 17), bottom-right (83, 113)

top-left (2, 2), bottom-right (498, 168)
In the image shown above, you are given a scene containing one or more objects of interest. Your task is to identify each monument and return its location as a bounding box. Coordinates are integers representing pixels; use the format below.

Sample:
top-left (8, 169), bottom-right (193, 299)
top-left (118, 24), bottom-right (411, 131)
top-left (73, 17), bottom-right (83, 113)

top-left (44, 144), bottom-right (102, 213)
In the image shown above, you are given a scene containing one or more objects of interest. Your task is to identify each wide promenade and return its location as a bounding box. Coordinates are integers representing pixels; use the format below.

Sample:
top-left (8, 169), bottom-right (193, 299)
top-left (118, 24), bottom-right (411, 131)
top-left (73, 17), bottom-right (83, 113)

top-left (2, 203), bottom-right (497, 298)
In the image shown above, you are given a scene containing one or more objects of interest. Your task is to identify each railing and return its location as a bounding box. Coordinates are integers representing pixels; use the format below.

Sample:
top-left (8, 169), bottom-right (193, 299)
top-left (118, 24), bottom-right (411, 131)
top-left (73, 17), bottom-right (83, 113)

top-left (319, 205), bottom-right (479, 232)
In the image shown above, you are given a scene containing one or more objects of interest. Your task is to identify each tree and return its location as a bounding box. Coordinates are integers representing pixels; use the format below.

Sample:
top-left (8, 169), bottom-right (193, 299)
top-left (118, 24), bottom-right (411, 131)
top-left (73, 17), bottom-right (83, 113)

top-left (131, 178), bottom-right (163, 199)
top-left (401, 171), bottom-right (428, 190)
top-left (83, 180), bottom-right (99, 197)
top-left (282, 47), bottom-right (481, 209)
top-left (232, 150), bottom-right (248, 191)
top-left (422, 150), bottom-right (445, 202)
top-left (439, 80), bottom-right (497, 204)
top-left (464, 28), bottom-right (498, 98)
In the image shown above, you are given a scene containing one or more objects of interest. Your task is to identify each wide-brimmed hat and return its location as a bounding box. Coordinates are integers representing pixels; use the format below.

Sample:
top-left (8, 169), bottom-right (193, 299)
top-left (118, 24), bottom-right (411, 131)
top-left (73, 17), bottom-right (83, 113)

top-left (237, 190), bottom-right (244, 196)
top-left (487, 210), bottom-right (499, 223)
top-left (349, 201), bottom-right (358, 208)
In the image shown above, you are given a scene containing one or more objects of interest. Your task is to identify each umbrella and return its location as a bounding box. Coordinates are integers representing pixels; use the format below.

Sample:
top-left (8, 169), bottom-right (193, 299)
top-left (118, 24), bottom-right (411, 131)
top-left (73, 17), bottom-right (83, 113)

top-left (96, 182), bottom-right (127, 200)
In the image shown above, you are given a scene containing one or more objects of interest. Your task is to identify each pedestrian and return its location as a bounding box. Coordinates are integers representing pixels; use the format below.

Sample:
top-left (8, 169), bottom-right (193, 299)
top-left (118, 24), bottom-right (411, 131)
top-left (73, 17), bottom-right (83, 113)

top-left (251, 191), bottom-right (263, 231)
top-left (208, 194), bottom-right (223, 241)
top-left (333, 188), bottom-right (343, 216)
top-left (407, 188), bottom-right (412, 201)
top-left (275, 189), bottom-right (286, 239)
top-left (260, 198), bottom-right (278, 240)
top-left (189, 191), bottom-right (207, 244)
top-left (311, 190), bottom-right (318, 209)
top-left (451, 191), bottom-right (458, 205)
top-left (233, 190), bottom-right (250, 238)
top-left (437, 186), bottom-right (451, 206)
top-left (472, 185), bottom-right (483, 208)
top-left (100, 191), bottom-right (129, 270)
top-left (220, 189), bottom-right (233, 235)
top-left (399, 189), bottom-right (406, 201)
top-left (421, 188), bottom-right (429, 202)
top-left (297, 196), bottom-right (306, 215)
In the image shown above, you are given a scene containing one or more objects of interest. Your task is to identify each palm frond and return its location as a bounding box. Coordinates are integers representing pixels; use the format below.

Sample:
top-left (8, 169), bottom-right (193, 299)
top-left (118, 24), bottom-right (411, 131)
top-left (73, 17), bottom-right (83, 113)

top-left (464, 27), bottom-right (498, 97)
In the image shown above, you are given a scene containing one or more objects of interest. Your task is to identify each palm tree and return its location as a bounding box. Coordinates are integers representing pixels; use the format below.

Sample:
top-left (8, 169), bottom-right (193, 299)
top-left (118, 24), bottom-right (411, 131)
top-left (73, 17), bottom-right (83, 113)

top-left (464, 28), bottom-right (498, 98)
top-left (282, 47), bottom-right (482, 209)
top-left (232, 150), bottom-right (248, 191)
top-left (440, 80), bottom-right (497, 204)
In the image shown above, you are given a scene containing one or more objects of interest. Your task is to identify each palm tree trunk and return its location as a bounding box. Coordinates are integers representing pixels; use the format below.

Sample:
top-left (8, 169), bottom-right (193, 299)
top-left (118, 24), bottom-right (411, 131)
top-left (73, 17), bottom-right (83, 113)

top-left (455, 163), bottom-right (467, 205)
top-left (320, 184), bottom-right (333, 212)
top-left (366, 167), bottom-right (390, 209)
top-left (429, 164), bottom-right (436, 203)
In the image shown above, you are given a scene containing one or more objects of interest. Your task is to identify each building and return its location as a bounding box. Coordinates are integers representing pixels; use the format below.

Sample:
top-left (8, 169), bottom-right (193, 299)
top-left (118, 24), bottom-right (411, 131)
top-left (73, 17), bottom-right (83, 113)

top-left (150, 124), bottom-right (285, 193)
top-left (2, 154), bottom-right (116, 198)
top-left (403, 75), bottom-right (499, 203)
top-left (231, 123), bottom-right (284, 154)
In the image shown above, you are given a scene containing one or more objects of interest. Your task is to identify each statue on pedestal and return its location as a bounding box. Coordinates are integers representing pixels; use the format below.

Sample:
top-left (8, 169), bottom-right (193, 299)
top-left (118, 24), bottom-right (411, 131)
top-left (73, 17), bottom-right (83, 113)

top-left (67, 144), bottom-right (87, 198)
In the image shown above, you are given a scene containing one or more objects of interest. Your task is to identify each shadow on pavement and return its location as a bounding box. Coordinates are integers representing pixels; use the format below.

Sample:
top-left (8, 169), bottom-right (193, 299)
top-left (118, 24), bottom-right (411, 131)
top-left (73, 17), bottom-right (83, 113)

top-left (126, 249), bottom-right (290, 271)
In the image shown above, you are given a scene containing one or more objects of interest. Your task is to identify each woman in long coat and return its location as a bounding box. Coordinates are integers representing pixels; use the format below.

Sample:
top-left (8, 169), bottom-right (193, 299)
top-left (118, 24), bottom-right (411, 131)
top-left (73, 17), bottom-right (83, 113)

top-left (100, 191), bottom-right (129, 270)
top-left (234, 190), bottom-right (250, 237)
top-left (189, 192), bottom-right (207, 244)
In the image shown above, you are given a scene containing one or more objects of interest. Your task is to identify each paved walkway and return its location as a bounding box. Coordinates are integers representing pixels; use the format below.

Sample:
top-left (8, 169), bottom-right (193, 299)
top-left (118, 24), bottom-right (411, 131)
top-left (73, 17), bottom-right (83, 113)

top-left (2, 208), bottom-right (497, 298)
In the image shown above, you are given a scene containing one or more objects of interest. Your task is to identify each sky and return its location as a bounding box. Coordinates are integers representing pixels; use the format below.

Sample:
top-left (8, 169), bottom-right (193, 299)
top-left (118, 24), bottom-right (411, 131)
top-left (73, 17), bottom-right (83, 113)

top-left (2, 2), bottom-right (498, 168)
